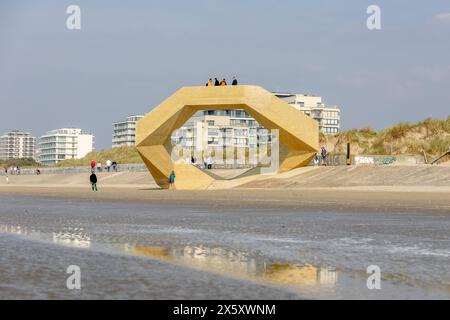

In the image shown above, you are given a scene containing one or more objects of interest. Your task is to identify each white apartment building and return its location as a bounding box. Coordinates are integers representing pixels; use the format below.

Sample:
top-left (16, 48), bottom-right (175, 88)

top-left (171, 111), bottom-right (271, 166)
top-left (274, 93), bottom-right (341, 134)
top-left (172, 111), bottom-right (270, 149)
top-left (0, 130), bottom-right (36, 160)
top-left (38, 128), bottom-right (94, 165)
top-left (112, 115), bottom-right (144, 148)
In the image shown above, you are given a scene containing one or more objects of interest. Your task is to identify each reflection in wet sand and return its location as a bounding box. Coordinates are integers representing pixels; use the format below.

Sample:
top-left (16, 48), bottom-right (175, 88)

top-left (123, 244), bottom-right (338, 293)
top-left (0, 224), bottom-right (91, 248)
top-left (0, 223), bottom-right (338, 294)
top-left (52, 230), bottom-right (91, 248)
top-left (0, 224), bottom-right (32, 236)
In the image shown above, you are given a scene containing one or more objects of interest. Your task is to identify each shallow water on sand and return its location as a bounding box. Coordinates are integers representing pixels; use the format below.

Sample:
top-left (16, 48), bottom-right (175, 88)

top-left (0, 195), bottom-right (449, 299)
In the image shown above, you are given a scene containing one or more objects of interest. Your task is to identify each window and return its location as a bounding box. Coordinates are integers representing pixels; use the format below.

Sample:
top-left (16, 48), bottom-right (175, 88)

top-left (208, 128), bottom-right (219, 136)
top-left (208, 137), bottom-right (219, 145)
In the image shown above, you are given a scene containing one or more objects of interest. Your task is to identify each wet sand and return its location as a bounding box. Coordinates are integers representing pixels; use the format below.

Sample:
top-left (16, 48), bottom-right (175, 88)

top-left (1, 185), bottom-right (450, 214)
top-left (1, 194), bottom-right (449, 299)
top-left (1, 167), bottom-right (449, 299)
top-left (0, 234), bottom-right (299, 300)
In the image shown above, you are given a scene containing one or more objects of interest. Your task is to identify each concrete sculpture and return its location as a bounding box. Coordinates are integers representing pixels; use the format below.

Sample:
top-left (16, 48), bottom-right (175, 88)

top-left (136, 86), bottom-right (318, 189)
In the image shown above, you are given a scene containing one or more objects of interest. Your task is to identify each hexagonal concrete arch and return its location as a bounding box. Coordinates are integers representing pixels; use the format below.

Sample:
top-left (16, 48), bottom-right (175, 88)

top-left (136, 86), bottom-right (318, 189)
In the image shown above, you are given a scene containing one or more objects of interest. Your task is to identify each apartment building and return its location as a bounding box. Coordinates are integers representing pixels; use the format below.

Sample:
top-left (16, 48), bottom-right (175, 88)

top-left (0, 130), bottom-right (36, 160)
top-left (274, 93), bottom-right (341, 134)
top-left (112, 115), bottom-right (144, 148)
top-left (38, 128), bottom-right (94, 165)
top-left (171, 112), bottom-right (271, 166)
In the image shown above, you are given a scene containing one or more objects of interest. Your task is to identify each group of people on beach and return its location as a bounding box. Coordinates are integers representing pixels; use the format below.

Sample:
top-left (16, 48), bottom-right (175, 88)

top-left (87, 159), bottom-right (177, 192)
top-left (313, 146), bottom-right (328, 166)
top-left (3, 166), bottom-right (20, 175)
top-left (190, 156), bottom-right (213, 170)
top-left (88, 159), bottom-right (118, 192)
top-left (206, 77), bottom-right (238, 87)
top-left (90, 159), bottom-right (117, 173)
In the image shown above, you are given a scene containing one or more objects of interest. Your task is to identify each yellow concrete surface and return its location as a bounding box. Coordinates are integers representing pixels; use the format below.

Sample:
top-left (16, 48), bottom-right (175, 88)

top-left (136, 85), bottom-right (319, 189)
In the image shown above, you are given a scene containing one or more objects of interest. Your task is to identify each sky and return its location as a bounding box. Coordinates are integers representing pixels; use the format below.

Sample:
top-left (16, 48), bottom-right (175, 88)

top-left (0, 0), bottom-right (449, 149)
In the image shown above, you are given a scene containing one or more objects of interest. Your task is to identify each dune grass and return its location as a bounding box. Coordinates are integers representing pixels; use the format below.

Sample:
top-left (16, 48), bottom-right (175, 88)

top-left (326, 116), bottom-right (450, 156)
top-left (53, 146), bottom-right (142, 167)
top-left (0, 157), bottom-right (40, 169)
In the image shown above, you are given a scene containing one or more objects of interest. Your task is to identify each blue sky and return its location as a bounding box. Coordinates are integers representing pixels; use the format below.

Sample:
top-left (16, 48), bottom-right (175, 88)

top-left (1, 0), bottom-right (449, 148)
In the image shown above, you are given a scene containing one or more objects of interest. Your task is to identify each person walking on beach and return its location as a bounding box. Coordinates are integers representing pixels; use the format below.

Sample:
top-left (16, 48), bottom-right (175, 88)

top-left (219, 78), bottom-right (227, 86)
top-left (169, 170), bottom-right (176, 190)
top-left (214, 78), bottom-right (220, 86)
top-left (207, 156), bottom-right (213, 169)
top-left (106, 159), bottom-right (112, 172)
top-left (90, 171), bottom-right (98, 191)
top-left (232, 77), bottom-right (238, 86)
top-left (90, 160), bottom-right (96, 172)
top-left (313, 153), bottom-right (319, 166)
top-left (321, 146), bottom-right (328, 166)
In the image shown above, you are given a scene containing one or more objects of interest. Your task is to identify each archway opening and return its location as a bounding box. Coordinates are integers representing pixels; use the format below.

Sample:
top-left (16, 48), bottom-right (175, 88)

top-left (170, 108), bottom-right (277, 180)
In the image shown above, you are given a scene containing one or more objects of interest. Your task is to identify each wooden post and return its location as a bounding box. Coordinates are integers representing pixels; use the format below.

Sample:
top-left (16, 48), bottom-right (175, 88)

top-left (346, 142), bottom-right (351, 165)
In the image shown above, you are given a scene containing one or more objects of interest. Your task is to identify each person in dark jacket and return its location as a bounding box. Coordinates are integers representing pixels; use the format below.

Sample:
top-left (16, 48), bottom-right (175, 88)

top-left (214, 78), bottom-right (220, 86)
top-left (321, 146), bottom-right (328, 166)
top-left (90, 171), bottom-right (98, 191)
top-left (232, 77), bottom-right (238, 86)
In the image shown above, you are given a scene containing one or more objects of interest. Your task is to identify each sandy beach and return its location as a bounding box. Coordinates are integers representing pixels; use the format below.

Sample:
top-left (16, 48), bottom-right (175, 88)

top-left (1, 165), bottom-right (450, 213)
top-left (1, 185), bottom-right (450, 214)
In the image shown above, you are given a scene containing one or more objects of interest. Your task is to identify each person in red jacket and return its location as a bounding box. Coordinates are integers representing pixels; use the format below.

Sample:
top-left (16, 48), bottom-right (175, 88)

top-left (90, 160), bottom-right (96, 171)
